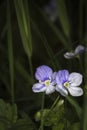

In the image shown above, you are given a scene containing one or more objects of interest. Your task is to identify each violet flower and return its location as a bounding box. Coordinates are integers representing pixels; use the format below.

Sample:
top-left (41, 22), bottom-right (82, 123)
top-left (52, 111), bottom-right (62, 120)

top-left (44, 0), bottom-right (57, 21)
top-left (32, 65), bottom-right (56, 94)
top-left (64, 45), bottom-right (85, 59)
top-left (55, 70), bottom-right (83, 97)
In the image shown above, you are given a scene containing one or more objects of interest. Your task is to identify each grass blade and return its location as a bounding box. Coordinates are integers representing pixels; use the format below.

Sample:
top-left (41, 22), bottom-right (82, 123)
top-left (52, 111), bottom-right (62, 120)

top-left (7, 0), bottom-right (14, 103)
top-left (14, 0), bottom-right (33, 76)
top-left (66, 96), bottom-right (82, 119)
top-left (56, 0), bottom-right (70, 39)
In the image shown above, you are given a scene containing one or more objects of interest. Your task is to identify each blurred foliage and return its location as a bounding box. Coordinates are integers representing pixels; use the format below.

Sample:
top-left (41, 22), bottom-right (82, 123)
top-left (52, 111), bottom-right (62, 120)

top-left (0, 99), bottom-right (37, 130)
top-left (0, 0), bottom-right (87, 130)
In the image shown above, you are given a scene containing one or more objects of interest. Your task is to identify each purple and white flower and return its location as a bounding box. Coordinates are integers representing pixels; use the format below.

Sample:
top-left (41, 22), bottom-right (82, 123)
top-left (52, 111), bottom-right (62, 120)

top-left (64, 45), bottom-right (85, 59)
top-left (44, 0), bottom-right (57, 21)
top-left (55, 70), bottom-right (83, 96)
top-left (32, 65), bottom-right (56, 94)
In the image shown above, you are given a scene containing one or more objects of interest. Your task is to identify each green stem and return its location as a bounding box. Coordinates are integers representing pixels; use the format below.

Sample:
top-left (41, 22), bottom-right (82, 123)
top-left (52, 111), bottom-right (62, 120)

top-left (50, 96), bottom-right (59, 110)
top-left (64, 99), bottom-right (67, 130)
top-left (39, 93), bottom-right (45, 130)
top-left (77, 56), bottom-right (84, 74)
top-left (66, 96), bottom-right (82, 119)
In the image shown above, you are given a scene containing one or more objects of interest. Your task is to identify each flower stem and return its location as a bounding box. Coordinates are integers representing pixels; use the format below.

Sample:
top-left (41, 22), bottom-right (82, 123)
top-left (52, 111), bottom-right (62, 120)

top-left (39, 92), bottom-right (45, 130)
top-left (64, 99), bottom-right (67, 130)
top-left (50, 96), bottom-right (59, 110)
top-left (77, 56), bottom-right (84, 74)
top-left (66, 96), bottom-right (82, 119)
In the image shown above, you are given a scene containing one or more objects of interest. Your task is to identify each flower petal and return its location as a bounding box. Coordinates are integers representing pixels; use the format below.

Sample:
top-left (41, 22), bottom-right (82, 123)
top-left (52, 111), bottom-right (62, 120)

top-left (56, 85), bottom-right (68, 96)
top-left (75, 45), bottom-right (85, 55)
top-left (64, 52), bottom-right (75, 59)
top-left (68, 86), bottom-right (83, 96)
top-left (56, 70), bottom-right (69, 85)
top-left (35, 65), bottom-right (53, 81)
top-left (46, 85), bottom-right (55, 94)
top-left (44, 0), bottom-right (57, 22)
top-left (51, 72), bottom-right (57, 85)
top-left (68, 72), bottom-right (83, 87)
top-left (32, 83), bottom-right (46, 93)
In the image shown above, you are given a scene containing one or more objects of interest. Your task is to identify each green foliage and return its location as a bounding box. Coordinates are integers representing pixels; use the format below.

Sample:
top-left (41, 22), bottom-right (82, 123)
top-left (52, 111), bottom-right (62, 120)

top-left (52, 122), bottom-right (64, 130)
top-left (66, 96), bottom-right (82, 119)
top-left (44, 105), bottom-right (64, 127)
top-left (0, 99), bottom-right (17, 129)
top-left (0, 99), bottom-right (37, 130)
top-left (35, 109), bottom-right (50, 122)
top-left (10, 118), bottom-right (37, 130)
top-left (14, 0), bottom-right (32, 58)
top-left (7, 0), bottom-right (14, 103)
top-left (68, 122), bottom-right (80, 130)
top-left (56, 0), bottom-right (70, 39)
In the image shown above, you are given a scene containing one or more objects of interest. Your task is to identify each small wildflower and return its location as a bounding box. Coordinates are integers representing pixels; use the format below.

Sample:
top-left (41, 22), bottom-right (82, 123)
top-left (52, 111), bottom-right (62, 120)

top-left (64, 45), bottom-right (85, 59)
top-left (44, 0), bottom-right (57, 21)
top-left (32, 65), bottom-right (56, 94)
top-left (55, 70), bottom-right (83, 97)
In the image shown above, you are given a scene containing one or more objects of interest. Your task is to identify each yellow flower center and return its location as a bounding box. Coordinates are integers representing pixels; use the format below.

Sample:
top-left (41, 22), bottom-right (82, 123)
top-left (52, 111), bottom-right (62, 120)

top-left (45, 80), bottom-right (50, 86)
top-left (64, 82), bottom-right (70, 88)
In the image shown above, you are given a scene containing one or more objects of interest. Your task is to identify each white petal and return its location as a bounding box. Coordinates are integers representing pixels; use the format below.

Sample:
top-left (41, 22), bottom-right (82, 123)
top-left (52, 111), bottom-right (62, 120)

top-left (75, 45), bottom-right (85, 55)
top-left (64, 52), bottom-right (75, 59)
top-left (68, 72), bottom-right (83, 87)
top-left (32, 83), bottom-right (46, 93)
top-left (68, 86), bottom-right (83, 96)
top-left (46, 85), bottom-right (55, 94)
top-left (56, 85), bottom-right (68, 96)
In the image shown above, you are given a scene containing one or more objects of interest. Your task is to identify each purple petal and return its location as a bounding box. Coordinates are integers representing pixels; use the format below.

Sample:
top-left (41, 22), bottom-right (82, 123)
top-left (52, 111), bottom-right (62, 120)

top-left (51, 72), bottom-right (57, 85)
top-left (32, 83), bottom-right (46, 93)
top-left (35, 65), bottom-right (53, 81)
top-left (56, 70), bottom-right (69, 85)
top-left (75, 45), bottom-right (85, 55)
top-left (44, 0), bottom-right (57, 22)
top-left (50, 0), bottom-right (56, 10)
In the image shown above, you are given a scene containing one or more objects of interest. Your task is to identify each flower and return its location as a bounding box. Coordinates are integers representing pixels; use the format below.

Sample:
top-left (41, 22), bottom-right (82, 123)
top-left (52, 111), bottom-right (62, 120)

top-left (55, 70), bottom-right (83, 96)
top-left (44, 0), bottom-right (57, 21)
top-left (32, 65), bottom-right (56, 94)
top-left (64, 45), bottom-right (85, 59)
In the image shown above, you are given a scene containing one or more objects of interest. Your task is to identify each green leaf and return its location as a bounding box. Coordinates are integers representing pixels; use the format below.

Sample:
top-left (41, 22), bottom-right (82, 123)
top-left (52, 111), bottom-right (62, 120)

top-left (14, 0), bottom-right (32, 58)
top-left (66, 96), bottom-right (82, 119)
top-left (56, 0), bottom-right (70, 39)
top-left (14, 0), bottom-right (33, 76)
top-left (52, 122), bottom-right (64, 130)
top-left (10, 118), bottom-right (37, 130)
top-left (7, 0), bottom-right (14, 103)
top-left (0, 122), bottom-right (7, 130)
top-left (44, 105), bottom-right (64, 126)
top-left (68, 122), bottom-right (80, 130)
top-left (0, 99), bottom-right (17, 124)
